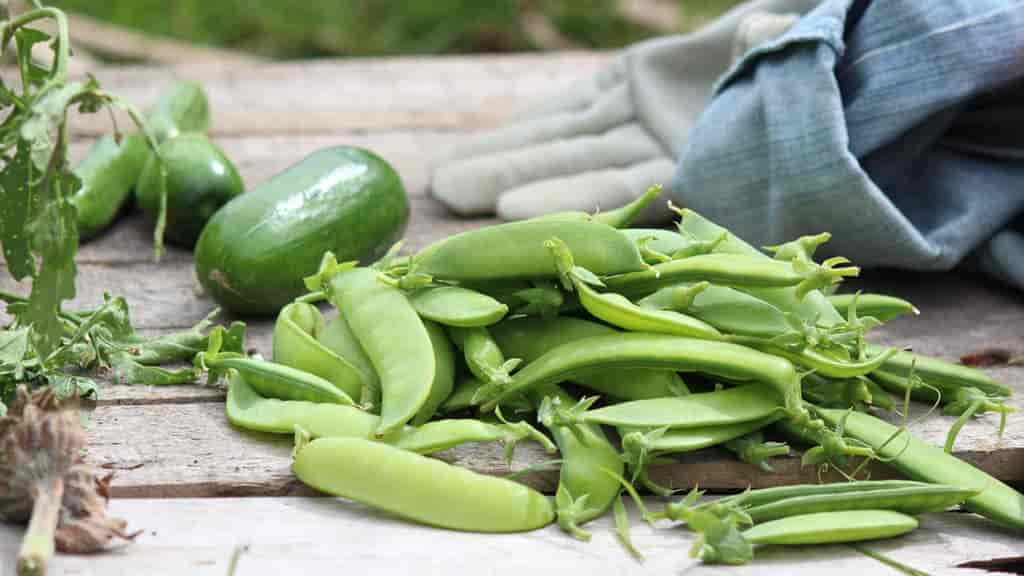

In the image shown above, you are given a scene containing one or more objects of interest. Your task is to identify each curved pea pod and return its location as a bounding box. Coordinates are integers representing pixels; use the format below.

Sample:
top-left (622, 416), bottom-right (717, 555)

top-left (323, 264), bottom-right (435, 435)
top-left (749, 343), bottom-right (898, 379)
top-left (409, 286), bottom-right (509, 327)
top-left (828, 293), bottom-right (918, 322)
top-left (204, 356), bottom-right (353, 405)
top-left (561, 385), bottom-right (781, 429)
top-left (535, 185), bottom-right (662, 229)
top-left (676, 208), bottom-right (845, 327)
top-left (742, 510), bottom-right (918, 545)
top-left (490, 316), bottom-right (688, 400)
top-left (619, 414), bottom-right (783, 454)
top-left (272, 302), bottom-right (371, 401)
top-left (569, 271), bottom-right (722, 341)
top-left (816, 407), bottom-right (1024, 531)
top-left (482, 333), bottom-right (804, 421)
top-left (226, 373), bottom-right (553, 456)
top-left (528, 384), bottom-right (623, 541)
top-left (602, 254), bottom-right (805, 296)
top-left (639, 283), bottom-right (790, 339)
top-left (316, 315), bottom-right (379, 403)
top-left (744, 484), bottom-right (978, 523)
top-left (411, 219), bottom-right (646, 281)
top-left (412, 320), bottom-right (456, 426)
top-left (866, 345), bottom-right (1011, 400)
top-left (292, 437), bottom-right (556, 532)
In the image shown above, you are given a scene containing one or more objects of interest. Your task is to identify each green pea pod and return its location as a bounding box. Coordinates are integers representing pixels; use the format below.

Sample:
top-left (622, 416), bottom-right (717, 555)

top-left (482, 333), bottom-right (805, 421)
top-left (325, 265), bottom-right (435, 435)
top-left (72, 135), bottom-right (148, 239)
top-left (618, 414), bottom-right (783, 454)
top-left (316, 315), bottom-right (380, 407)
top-left (603, 254), bottom-right (805, 296)
top-left (447, 326), bottom-right (519, 401)
top-left (866, 345), bottom-right (1011, 399)
top-left (203, 355), bottom-right (352, 405)
top-left (639, 283), bottom-right (790, 339)
top-left (292, 437), bottom-right (556, 532)
top-left (568, 269), bottom-right (722, 341)
top-left (703, 480), bottom-right (933, 512)
top-left (529, 384), bottom-right (624, 541)
top-left (409, 286), bottom-right (509, 327)
top-left (747, 343), bottom-right (897, 379)
top-left (532, 184), bottom-right (661, 229)
top-left (744, 484), bottom-right (978, 523)
top-left (563, 385), bottom-right (781, 429)
top-left (742, 510), bottom-right (918, 545)
top-left (226, 372), bottom-right (551, 457)
top-left (410, 219), bottom-right (646, 281)
top-left (828, 293), bottom-right (918, 322)
top-left (272, 302), bottom-right (370, 401)
top-left (412, 319), bottom-right (456, 426)
top-left (620, 228), bottom-right (691, 261)
top-left (490, 316), bottom-right (688, 400)
top-left (676, 208), bottom-right (845, 328)
top-left (816, 407), bottom-right (1024, 531)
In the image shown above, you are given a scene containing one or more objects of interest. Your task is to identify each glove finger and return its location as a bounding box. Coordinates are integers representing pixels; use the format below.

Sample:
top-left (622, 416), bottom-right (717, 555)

top-left (496, 157), bottom-right (677, 224)
top-left (441, 81), bottom-right (631, 164)
top-left (511, 57), bottom-right (625, 122)
top-left (433, 121), bottom-right (656, 217)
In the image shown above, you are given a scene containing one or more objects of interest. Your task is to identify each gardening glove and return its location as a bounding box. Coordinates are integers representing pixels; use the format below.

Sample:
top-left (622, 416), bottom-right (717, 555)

top-left (675, 0), bottom-right (1024, 290)
top-left (430, 0), bottom-right (820, 223)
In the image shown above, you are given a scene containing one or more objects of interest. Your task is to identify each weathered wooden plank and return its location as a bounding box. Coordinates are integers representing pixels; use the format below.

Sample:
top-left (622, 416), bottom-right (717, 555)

top-left (65, 53), bottom-right (610, 137)
top-left (0, 498), bottom-right (1018, 576)
top-left (84, 372), bottom-right (1024, 499)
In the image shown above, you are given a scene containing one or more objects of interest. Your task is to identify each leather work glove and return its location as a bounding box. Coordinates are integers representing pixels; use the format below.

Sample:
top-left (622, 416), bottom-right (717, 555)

top-left (430, 0), bottom-right (819, 223)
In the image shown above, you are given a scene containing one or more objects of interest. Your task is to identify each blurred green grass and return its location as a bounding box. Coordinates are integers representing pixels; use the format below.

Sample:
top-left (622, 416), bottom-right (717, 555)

top-left (47, 0), bottom-right (744, 59)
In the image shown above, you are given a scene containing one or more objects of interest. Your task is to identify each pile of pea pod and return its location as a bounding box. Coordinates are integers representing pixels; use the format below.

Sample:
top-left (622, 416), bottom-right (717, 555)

top-left (199, 187), bottom-right (1022, 564)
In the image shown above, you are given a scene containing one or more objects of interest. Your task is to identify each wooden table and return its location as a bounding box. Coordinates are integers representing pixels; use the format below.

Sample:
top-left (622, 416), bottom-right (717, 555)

top-left (2, 53), bottom-right (1023, 575)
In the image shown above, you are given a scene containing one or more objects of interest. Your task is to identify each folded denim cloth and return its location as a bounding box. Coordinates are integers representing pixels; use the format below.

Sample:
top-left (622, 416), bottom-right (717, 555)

top-left (674, 0), bottom-right (1024, 290)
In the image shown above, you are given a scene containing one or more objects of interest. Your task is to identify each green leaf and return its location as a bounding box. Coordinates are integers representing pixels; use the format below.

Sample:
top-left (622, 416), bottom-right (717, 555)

top-left (25, 194), bottom-right (79, 358)
top-left (14, 27), bottom-right (51, 89)
top-left (45, 372), bottom-right (97, 401)
top-left (0, 328), bottom-right (30, 366)
top-left (0, 139), bottom-right (37, 279)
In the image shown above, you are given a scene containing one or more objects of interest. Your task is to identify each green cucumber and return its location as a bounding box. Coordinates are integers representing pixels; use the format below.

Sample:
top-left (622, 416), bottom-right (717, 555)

top-left (136, 133), bottom-right (243, 248)
top-left (71, 81), bottom-right (210, 240)
top-left (194, 146), bottom-right (409, 315)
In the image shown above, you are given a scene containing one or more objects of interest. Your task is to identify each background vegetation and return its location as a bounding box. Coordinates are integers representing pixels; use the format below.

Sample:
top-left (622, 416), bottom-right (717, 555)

top-left (47, 0), bottom-right (745, 59)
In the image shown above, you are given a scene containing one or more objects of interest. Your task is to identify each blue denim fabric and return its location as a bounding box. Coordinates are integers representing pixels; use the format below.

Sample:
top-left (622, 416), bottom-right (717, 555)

top-left (672, 0), bottom-right (1024, 290)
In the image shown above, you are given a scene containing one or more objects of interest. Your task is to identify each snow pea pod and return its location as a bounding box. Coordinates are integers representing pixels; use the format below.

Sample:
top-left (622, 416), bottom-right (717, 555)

top-left (816, 407), bottom-right (1024, 531)
top-left (535, 185), bottom-right (662, 228)
top-left (827, 293), bottom-right (918, 322)
top-left (440, 376), bottom-right (532, 415)
top-left (676, 208), bottom-right (845, 327)
top-left (272, 302), bottom-right (369, 401)
top-left (618, 414), bottom-right (783, 454)
top-left (292, 437), bottom-right (556, 532)
top-left (744, 484), bottom-right (977, 523)
top-left (569, 269), bottom-right (722, 341)
top-left (529, 384), bottom-right (624, 541)
top-left (603, 254), bottom-right (805, 296)
top-left (316, 315), bottom-right (379, 395)
top-left (448, 326), bottom-right (519, 400)
top-left (409, 286), bottom-right (509, 327)
top-left (226, 373), bottom-right (552, 455)
top-left (562, 385), bottom-right (781, 429)
top-left (324, 265), bottom-right (434, 435)
top-left (201, 352), bottom-right (353, 405)
top-left (639, 283), bottom-right (789, 339)
top-left (482, 333), bottom-right (805, 421)
top-left (490, 316), bottom-right (688, 400)
top-left (411, 219), bottom-right (646, 281)
top-left (620, 228), bottom-right (691, 261)
top-left (704, 480), bottom-right (933, 511)
top-left (742, 343), bottom-right (897, 379)
top-left (866, 345), bottom-right (1010, 399)
top-left (412, 319), bottom-right (456, 425)
top-left (742, 510), bottom-right (918, 545)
